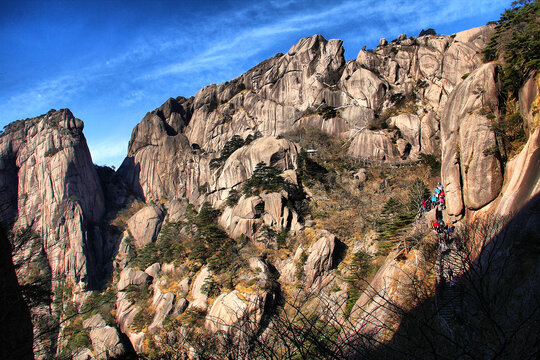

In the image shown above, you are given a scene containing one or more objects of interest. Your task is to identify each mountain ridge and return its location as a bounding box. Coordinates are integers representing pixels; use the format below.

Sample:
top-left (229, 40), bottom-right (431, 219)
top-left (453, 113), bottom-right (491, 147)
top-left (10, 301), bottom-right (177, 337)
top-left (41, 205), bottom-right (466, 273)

top-left (0, 18), bottom-right (538, 359)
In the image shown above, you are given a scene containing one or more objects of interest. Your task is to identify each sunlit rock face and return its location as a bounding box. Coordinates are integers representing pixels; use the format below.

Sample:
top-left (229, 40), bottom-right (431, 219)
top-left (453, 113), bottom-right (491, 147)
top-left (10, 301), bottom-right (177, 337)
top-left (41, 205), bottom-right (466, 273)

top-left (440, 63), bottom-right (502, 217)
top-left (119, 26), bottom-right (494, 208)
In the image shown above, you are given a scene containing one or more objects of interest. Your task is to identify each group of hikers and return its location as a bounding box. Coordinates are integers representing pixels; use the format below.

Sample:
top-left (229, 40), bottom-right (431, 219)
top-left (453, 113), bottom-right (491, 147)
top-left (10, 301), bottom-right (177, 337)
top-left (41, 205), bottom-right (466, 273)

top-left (419, 183), bottom-right (458, 285)
top-left (422, 183), bottom-right (446, 212)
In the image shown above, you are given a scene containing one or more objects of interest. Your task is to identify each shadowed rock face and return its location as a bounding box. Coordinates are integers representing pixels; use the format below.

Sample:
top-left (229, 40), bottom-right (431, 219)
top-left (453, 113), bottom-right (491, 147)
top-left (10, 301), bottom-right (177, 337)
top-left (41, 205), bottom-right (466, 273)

top-left (0, 109), bottom-right (105, 288)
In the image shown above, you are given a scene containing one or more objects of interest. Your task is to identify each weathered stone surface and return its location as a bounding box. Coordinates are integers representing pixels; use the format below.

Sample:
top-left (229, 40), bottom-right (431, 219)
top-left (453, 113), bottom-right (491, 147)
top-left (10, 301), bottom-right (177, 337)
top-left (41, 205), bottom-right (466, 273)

top-left (165, 198), bottom-right (189, 222)
top-left (353, 168), bottom-right (367, 187)
top-left (73, 348), bottom-right (95, 360)
top-left (171, 297), bottom-right (188, 318)
top-left (278, 246), bottom-right (305, 284)
top-left (518, 73), bottom-right (539, 134)
top-left (348, 130), bottom-right (400, 161)
top-left (420, 112), bottom-right (440, 154)
top-left (145, 263), bottom-right (161, 278)
top-left (340, 66), bottom-right (387, 110)
top-left (440, 63), bottom-right (499, 216)
top-left (188, 266), bottom-right (212, 310)
top-left (83, 314), bottom-right (125, 359)
top-left (479, 127), bottom-right (540, 218)
top-left (219, 195), bottom-right (263, 240)
top-left (113, 231), bottom-right (132, 270)
top-left (115, 292), bottom-right (145, 353)
top-left (390, 113), bottom-right (421, 157)
top-left (149, 291), bottom-right (174, 334)
top-left (304, 230), bottom-right (337, 287)
top-left (215, 137), bottom-right (298, 191)
top-left (117, 267), bottom-right (151, 291)
top-left (205, 290), bottom-right (249, 333)
top-left (0, 109), bottom-right (105, 288)
top-left (127, 205), bottom-right (164, 249)
top-left (459, 114), bottom-right (503, 209)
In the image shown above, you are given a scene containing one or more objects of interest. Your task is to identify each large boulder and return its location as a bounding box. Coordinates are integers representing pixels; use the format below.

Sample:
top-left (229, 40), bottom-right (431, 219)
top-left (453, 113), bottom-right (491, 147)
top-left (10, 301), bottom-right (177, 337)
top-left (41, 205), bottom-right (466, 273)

top-left (348, 130), bottom-right (400, 161)
top-left (83, 314), bottom-right (125, 359)
top-left (440, 63), bottom-right (500, 216)
top-left (215, 136), bottom-right (298, 191)
top-left (188, 266), bottom-right (212, 311)
top-left (459, 114), bottom-right (503, 209)
top-left (117, 267), bottom-right (151, 291)
top-left (205, 290), bottom-right (249, 333)
top-left (126, 205), bottom-right (165, 249)
top-left (304, 230), bottom-right (338, 287)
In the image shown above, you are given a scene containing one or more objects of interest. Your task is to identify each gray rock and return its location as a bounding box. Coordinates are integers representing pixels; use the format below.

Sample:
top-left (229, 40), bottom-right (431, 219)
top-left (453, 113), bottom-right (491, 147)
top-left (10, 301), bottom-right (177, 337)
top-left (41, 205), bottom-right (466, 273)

top-left (440, 63), bottom-right (499, 216)
top-left (117, 267), bottom-right (151, 291)
top-left (83, 314), bottom-right (125, 359)
top-left (145, 263), bottom-right (161, 278)
top-left (304, 230), bottom-right (337, 287)
top-left (348, 130), bottom-right (400, 161)
top-left (0, 109), bottom-right (105, 288)
top-left (149, 292), bottom-right (175, 334)
top-left (459, 114), bottom-right (503, 209)
top-left (353, 168), bottom-right (367, 187)
top-left (127, 205), bottom-right (165, 249)
top-left (188, 266), bottom-right (212, 311)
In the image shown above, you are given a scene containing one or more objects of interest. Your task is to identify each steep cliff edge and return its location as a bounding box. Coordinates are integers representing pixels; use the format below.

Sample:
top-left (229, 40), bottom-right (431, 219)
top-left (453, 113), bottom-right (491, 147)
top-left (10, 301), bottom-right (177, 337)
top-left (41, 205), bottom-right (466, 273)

top-left (118, 26), bottom-right (494, 205)
top-left (1, 11), bottom-right (538, 357)
top-left (0, 109), bottom-right (105, 288)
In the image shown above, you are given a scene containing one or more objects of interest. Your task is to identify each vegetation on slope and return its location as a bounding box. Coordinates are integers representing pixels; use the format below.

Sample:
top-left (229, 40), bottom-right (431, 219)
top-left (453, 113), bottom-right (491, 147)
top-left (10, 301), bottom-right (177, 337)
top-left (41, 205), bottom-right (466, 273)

top-left (483, 0), bottom-right (539, 159)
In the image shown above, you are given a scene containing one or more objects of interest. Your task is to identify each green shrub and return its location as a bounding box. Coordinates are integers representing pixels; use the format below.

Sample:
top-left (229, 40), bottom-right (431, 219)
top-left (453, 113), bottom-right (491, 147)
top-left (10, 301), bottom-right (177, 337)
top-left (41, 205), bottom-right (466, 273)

top-left (295, 251), bottom-right (308, 280)
top-left (201, 277), bottom-right (221, 298)
top-left (210, 135), bottom-right (245, 169)
top-left (132, 306), bottom-right (154, 332)
top-left (81, 287), bottom-right (117, 323)
top-left (418, 153), bottom-right (441, 175)
top-left (344, 250), bottom-right (372, 319)
top-left (483, 145), bottom-right (501, 157)
top-left (276, 229), bottom-right (289, 248)
top-left (225, 189), bottom-right (240, 207)
top-left (244, 131), bottom-right (262, 145)
top-left (198, 182), bottom-right (209, 194)
top-left (482, 1), bottom-right (539, 99)
top-left (243, 162), bottom-right (285, 196)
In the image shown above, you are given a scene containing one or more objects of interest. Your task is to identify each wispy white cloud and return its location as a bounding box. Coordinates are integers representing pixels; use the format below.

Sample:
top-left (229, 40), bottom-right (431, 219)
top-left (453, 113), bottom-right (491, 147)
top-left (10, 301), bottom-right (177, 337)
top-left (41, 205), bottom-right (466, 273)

top-left (1, 0), bottom-right (507, 166)
top-left (0, 74), bottom-right (88, 121)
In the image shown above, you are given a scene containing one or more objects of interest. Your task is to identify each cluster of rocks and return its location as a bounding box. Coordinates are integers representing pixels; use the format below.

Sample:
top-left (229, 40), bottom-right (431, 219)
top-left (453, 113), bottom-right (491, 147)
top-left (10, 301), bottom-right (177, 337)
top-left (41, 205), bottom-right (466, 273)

top-left (1, 24), bottom-right (539, 359)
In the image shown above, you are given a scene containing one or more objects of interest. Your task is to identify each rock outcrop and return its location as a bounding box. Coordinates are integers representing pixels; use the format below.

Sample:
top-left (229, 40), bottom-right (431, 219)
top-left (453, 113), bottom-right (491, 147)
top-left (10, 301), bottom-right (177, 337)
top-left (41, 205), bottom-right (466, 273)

top-left (118, 27), bottom-right (495, 207)
top-left (126, 205), bottom-right (165, 249)
top-left (0, 109), bottom-right (105, 288)
top-left (83, 314), bottom-right (125, 359)
top-left (117, 267), bottom-right (151, 291)
top-left (304, 230), bottom-right (338, 288)
top-left (440, 63), bottom-right (502, 217)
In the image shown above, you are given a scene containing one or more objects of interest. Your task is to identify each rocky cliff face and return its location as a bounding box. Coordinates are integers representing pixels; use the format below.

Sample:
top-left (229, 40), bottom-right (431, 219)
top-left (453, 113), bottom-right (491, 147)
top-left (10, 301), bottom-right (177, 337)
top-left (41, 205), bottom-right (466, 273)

top-left (0, 109), bottom-right (105, 288)
top-left (2, 21), bottom-right (538, 359)
top-left (118, 26), bottom-right (493, 204)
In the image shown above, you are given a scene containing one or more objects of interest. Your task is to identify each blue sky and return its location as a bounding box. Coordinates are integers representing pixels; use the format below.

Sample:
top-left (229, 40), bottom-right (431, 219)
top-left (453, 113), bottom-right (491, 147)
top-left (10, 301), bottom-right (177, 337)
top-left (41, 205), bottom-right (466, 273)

top-left (0, 0), bottom-right (509, 167)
